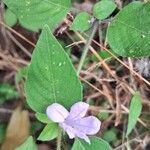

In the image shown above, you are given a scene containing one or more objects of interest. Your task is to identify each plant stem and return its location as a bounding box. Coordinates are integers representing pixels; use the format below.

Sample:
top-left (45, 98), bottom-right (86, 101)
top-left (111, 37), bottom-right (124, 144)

top-left (98, 20), bottom-right (103, 47)
top-left (56, 129), bottom-right (62, 150)
top-left (77, 21), bottom-right (99, 75)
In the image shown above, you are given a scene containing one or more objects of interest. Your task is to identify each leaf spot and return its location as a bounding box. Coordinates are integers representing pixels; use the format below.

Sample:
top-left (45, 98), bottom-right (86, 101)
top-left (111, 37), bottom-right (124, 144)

top-left (129, 49), bottom-right (134, 54)
top-left (26, 0), bottom-right (31, 6)
top-left (141, 34), bottom-right (146, 38)
top-left (58, 62), bottom-right (62, 66)
top-left (45, 66), bottom-right (48, 70)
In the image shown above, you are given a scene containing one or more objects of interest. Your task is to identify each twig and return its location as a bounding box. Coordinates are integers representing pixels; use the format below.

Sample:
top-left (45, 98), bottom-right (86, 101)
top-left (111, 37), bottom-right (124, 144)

top-left (115, 85), bottom-right (122, 126)
top-left (7, 31), bottom-right (32, 57)
top-left (0, 21), bottom-right (35, 47)
top-left (80, 76), bottom-right (106, 96)
top-left (90, 38), bottom-right (150, 87)
top-left (114, 132), bottom-right (145, 150)
top-left (76, 32), bottom-right (135, 94)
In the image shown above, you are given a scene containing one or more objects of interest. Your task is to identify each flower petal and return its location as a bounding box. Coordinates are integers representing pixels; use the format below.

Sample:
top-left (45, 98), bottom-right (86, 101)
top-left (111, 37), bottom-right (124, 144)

top-left (68, 102), bottom-right (89, 120)
top-left (73, 116), bottom-right (101, 135)
top-left (46, 103), bottom-right (69, 123)
top-left (59, 122), bottom-right (76, 139)
top-left (75, 132), bottom-right (91, 144)
top-left (59, 122), bottom-right (91, 144)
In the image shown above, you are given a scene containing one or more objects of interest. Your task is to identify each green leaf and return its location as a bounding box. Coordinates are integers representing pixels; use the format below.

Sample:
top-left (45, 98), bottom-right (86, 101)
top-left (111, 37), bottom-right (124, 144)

top-left (93, 0), bottom-right (116, 20)
top-left (35, 113), bottom-right (52, 124)
top-left (72, 137), bottom-right (112, 150)
top-left (107, 2), bottom-right (150, 57)
top-left (0, 84), bottom-right (19, 104)
top-left (70, 12), bottom-right (92, 32)
top-left (25, 25), bottom-right (82, 113)
top-left (102, 129), bottom-right (117, 143)
top-left (99, 51), bottom-right (112, 59)
top-left (126, 92), bottom-right (142, 137)
top-left (15, 136), bottom-right (37, 150)
top-left (38, 124), bottom-right (58, 141)
top-left (3, 0), bottom-right (71, 31)
top-left (97, 112), bottom-right (109, 121)
top-left (91, 50), bottom-right (113, 62)
top-left (4, 9), bottom-right (17, 27)
top-left (15, 66), bottom-right (29, 84)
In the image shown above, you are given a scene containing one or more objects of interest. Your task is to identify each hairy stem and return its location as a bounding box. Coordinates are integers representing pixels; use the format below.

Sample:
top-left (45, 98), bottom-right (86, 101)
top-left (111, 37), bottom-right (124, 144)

top-left (77, 21), bottom-right (98, 75)
top-left (98, 20), bottom-right (103, 47)
top-left (56, 129), bottom-right (62, 150)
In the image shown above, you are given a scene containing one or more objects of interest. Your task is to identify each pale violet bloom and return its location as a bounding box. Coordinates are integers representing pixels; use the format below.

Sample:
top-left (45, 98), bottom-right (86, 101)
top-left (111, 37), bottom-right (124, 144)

top-left (46, 102), bottom-right (101, 144)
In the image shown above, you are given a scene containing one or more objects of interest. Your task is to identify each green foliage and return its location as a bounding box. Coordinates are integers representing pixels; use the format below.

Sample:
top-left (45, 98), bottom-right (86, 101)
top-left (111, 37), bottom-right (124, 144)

top-left (126, 92), bottom-right (142, 137)
top-left (3, 0), bottom-right (71, 31)
top-left (35, 113), bottom-right (53, 124)
top-left (97, 112), bottom-right (109, 121)
top-left (70, 12), bottom-right (92, 32)
top-left (91, 50), bottom-right (113, 62)
top-left (38, 124), bottom-right (59, 141)
top-left (93, 0), bottom-right (116, 20)
top-left (15, 136), bottom-right (37, 150)
top-left (0, 84), bottom-right (19, 104)
top-left (25, 25), bottom-right (82, 113)
top-left (107, 1), bottom-right (150, 57)
top-left (99, 51), bottom-right (112, 59)
top-left (102, 128), bottom-right (117, 143)
top-left (4, 9), bottom-right (17, 27)
top-left (72, 137), bottom-right (112, 150)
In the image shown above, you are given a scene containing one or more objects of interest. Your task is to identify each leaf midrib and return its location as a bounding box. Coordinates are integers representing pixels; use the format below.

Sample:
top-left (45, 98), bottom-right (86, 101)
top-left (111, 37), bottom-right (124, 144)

top-left (45, 31), bottom-right (57, 103)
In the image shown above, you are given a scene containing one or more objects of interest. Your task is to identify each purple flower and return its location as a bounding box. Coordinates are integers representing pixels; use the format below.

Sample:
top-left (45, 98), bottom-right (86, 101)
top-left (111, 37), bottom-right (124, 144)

top-left (46, 102), bottom-right (101, 144)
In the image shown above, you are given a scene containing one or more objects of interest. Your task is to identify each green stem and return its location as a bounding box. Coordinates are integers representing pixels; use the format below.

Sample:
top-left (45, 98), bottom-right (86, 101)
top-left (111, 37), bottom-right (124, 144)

top-left (56, 129), bottom-right (62, 150)
top-left (98, 20), bottom-right (103, 47)
top-left (77, 21), bottom-right (99, 75)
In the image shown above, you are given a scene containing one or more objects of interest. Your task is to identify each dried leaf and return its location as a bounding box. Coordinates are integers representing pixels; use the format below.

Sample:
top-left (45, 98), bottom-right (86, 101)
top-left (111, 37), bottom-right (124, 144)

top-left (1, 106), bottom-right (30, 150)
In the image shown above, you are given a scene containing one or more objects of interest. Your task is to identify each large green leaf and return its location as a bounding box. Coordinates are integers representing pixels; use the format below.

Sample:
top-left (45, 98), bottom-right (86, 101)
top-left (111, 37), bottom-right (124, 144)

top-left (25, 25), bottom-right (82, 113)
top-left (15, 136), bottom-right (37, 150)
top-left (72, 137), bottom-right (112, 150)
top-left (126, 92), bottom-right (142, 136)
top-left (107, 2), bottom-right (150, 57)
top-left (3, 0), bottom-right (71, 31)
